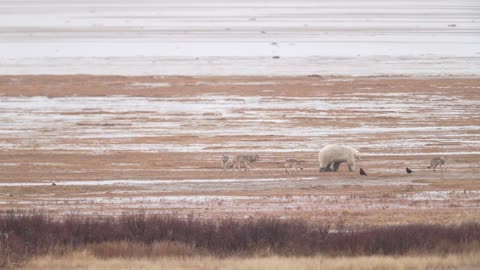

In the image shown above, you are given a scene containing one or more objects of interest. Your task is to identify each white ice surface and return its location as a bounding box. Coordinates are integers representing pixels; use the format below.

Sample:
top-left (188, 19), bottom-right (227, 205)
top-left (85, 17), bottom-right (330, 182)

top-left (1, 0), bottom-right (479, 75)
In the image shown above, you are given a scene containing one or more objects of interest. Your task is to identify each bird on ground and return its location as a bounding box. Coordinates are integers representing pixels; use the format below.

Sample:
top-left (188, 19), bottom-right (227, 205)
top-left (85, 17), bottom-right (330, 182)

top-left (359, 168), bottom-right (367, 176)
top-left (51, 181), bottom-right (56, 186)
top-left (406, 167), bottom-right (413, 174)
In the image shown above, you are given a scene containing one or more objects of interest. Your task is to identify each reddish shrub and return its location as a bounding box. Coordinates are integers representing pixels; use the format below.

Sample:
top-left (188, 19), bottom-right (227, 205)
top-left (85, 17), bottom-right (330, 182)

top-left (0, 210), bottom-right (478, 267)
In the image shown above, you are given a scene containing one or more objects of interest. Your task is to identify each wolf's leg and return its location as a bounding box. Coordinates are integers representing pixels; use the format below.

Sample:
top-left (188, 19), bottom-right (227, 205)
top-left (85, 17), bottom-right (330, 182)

top-left (244, 161), bottom-right (250, 171)
top-left (232, 159), bottom-right (238, 171)
top-left (296, 163), bottom-right (301, 171)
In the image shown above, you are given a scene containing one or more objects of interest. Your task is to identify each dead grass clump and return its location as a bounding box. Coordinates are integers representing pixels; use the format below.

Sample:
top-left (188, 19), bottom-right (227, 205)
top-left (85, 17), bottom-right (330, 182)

top-left (90, 241), bottom-right (197, 258)
top-left (19, 252), bottom-right (480, 270)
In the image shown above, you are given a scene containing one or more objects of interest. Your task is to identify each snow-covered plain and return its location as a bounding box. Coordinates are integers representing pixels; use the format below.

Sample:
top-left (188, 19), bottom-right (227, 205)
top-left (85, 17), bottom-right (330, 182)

top-left (1, 0), bottom-right (479, 75)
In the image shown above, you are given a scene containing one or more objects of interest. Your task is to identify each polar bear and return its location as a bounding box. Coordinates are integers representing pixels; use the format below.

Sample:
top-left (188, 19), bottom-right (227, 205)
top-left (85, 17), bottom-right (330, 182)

top-left (318, 145), bottom-right (360, 172)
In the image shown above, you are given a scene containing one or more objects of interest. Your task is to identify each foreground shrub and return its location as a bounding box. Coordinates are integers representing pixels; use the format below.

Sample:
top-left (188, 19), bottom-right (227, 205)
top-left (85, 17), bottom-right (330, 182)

top-left (0, 210), bottom-right (479, 268)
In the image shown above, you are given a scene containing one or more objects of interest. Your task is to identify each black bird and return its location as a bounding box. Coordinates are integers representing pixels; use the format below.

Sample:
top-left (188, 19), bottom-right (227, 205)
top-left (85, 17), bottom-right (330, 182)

top-left (406, 167), bottom-right (413, 174)
top-left (359, 168), bottom-right (367, 176)
top-left (51, 181), bottom-right (56, 186)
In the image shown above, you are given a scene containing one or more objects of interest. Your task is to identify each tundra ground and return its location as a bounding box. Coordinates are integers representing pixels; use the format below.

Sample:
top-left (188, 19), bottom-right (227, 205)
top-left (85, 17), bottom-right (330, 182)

top-left (0, 75), bottom-right (479, 227)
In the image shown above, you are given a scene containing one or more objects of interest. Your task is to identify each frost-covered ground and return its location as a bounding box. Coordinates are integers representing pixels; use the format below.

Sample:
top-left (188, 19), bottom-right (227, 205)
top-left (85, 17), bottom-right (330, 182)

top-left (1, 0), bottom-right (479, 75)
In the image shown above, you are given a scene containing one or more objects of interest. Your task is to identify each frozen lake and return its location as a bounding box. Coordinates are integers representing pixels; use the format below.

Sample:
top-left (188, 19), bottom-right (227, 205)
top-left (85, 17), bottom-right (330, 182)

top-left (1, 0), bottom-right (479, 75)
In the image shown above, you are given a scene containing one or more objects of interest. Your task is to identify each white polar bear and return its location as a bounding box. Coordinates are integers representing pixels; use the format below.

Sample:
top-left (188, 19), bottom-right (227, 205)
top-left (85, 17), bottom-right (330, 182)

top-left (318, 145), bottom-right (360, 172)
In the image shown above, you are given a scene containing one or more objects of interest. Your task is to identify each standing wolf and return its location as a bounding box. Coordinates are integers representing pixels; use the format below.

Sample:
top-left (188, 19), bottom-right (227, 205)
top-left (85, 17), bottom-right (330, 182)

top-left (318, 145), bottom-right (360, 172)
top-left (233, 154), bottom-right (260, 171)
top-left (221, 154), bottom-right (234, 171)
top-left (222, 154), bottom-right (260, 171)
top-left (428, 157), bottom-right (447, 172)
top-left (284, 158), bottom-right (305, 174)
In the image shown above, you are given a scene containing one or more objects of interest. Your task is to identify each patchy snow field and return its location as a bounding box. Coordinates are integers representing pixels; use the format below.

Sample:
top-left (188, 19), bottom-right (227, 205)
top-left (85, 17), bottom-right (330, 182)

top-left (0, 0), bottom-right (479, 75)
top-left (0, 86), bottom-right (478, 154)
top-left (0, 75), bottom-right (479, 226)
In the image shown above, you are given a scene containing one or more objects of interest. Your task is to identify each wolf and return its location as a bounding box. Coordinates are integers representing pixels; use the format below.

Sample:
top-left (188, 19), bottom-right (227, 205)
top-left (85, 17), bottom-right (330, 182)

top-left (221, 154), bottom-right (235, 171)
top-left (232, 154), bottom-right (260, 171)
top-left (428, 157), bottom-right (447, 172)
top-left (284, 158), bottom-right (305, 174)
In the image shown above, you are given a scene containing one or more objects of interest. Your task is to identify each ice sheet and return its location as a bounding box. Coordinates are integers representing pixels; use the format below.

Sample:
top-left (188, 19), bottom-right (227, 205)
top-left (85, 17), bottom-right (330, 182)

top-left (1, 0), bottom-right (479, 75)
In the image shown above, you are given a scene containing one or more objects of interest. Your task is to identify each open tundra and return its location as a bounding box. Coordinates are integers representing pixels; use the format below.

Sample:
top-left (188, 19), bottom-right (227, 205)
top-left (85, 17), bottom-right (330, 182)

top-left (0, 75), bottom-right (479, 226)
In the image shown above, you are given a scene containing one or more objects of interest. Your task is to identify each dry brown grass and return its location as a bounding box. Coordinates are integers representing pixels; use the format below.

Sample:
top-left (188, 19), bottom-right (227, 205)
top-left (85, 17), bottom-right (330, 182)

top-left (90, 241), bottom-right (198, 258)
top-left (18, 251), bottom-right (480, 270)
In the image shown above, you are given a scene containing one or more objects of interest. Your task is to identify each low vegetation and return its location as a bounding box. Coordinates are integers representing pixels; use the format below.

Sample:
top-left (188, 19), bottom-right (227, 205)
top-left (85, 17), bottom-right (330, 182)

top-left (20, 251), bottom-right (480, 270)
top-left (1, 210), bottom-right (479, 268)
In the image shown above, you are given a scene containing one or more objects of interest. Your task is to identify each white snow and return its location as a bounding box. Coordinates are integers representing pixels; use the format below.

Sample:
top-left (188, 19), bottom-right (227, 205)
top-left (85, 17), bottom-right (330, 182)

top-left (0, 0), bottom-right (479, 75)
top-left (127, 82), bottom-right (171, 88)
top-left (401, 190), bottom-right (480, 201)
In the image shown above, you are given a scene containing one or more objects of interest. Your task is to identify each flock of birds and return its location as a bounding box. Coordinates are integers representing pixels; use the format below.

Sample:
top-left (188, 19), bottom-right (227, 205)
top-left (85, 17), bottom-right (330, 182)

top-left (358, 167), bottom-right (413, 176)
top-left (360, 167), bottom-right (413, 176)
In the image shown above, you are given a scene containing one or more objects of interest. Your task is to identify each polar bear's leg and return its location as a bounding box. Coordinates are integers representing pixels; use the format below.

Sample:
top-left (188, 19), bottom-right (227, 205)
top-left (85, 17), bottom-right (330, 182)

top-left (319, 163), bottom-right (326, 172)
top-left (347, 160), bottom-right (355, 172)
top-left (327, 161), bottom-right (337, 171)
top-left (333, 162), bottom-right (342, 172)
top-left (327, 162), bottom-right (334, 171)
top-left (320, 166), bottom-right (331, 172)
top-left (320, 161), bottom-right (333, 172)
